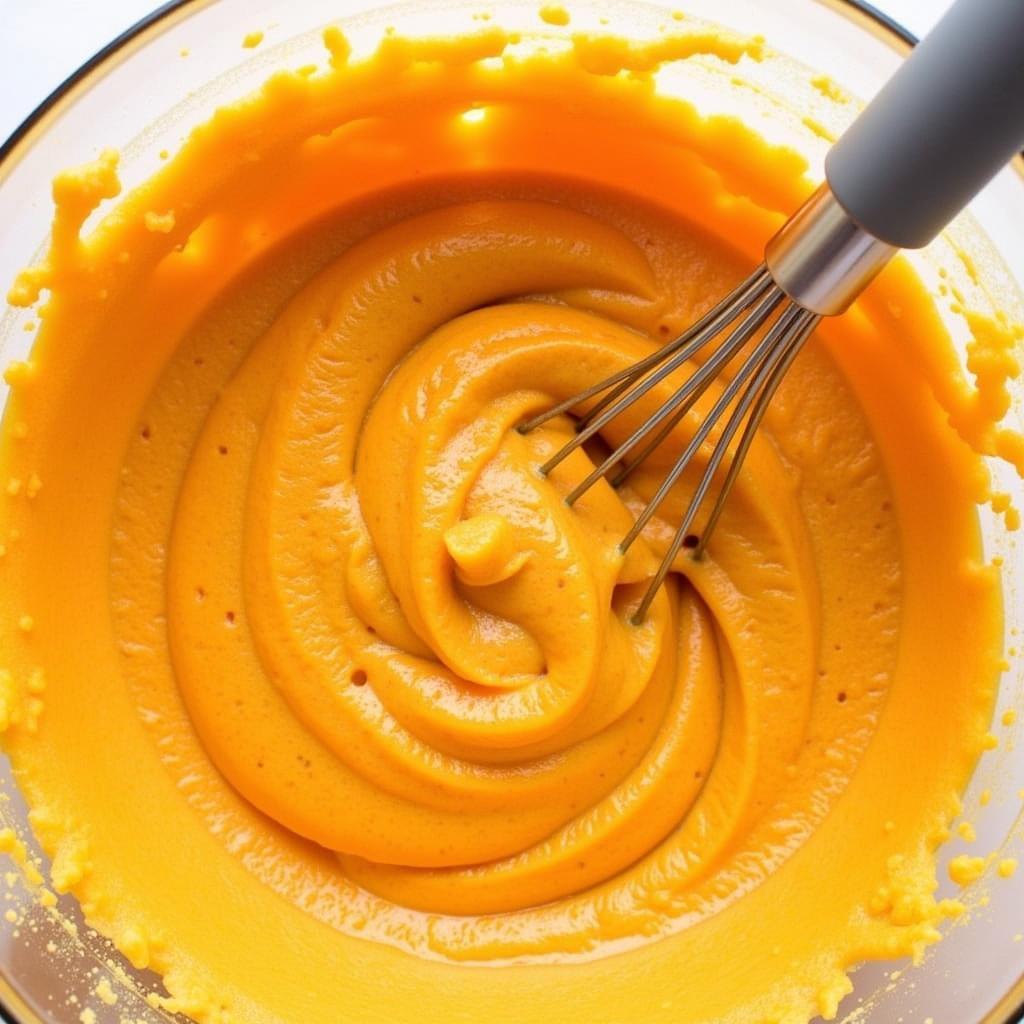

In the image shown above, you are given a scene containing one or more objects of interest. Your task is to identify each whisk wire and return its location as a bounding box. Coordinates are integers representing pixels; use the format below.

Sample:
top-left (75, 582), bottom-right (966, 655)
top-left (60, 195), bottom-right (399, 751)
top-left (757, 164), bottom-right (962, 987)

top-left (692, 309), bottom-right (820, 560)
top-left (518, 262), bottom-right (824, 622)
top-left (517, 264), bottom-right (772, 448)
top-left (629, 305), bottom-right (819, 622)
top-left (570, 265), bottom-right (774, 434)
top-left (618, 301), bottom-right (803, 555)
top-left (538, 274), bottom-right (779, 480)
top-left (563, 287), bottom-right (785, 506)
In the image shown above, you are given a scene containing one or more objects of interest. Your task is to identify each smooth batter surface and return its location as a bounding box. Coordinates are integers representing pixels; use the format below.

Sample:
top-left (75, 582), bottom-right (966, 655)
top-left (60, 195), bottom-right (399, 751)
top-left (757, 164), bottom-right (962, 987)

top-left (0, 15), bottom-right (1016, 1024)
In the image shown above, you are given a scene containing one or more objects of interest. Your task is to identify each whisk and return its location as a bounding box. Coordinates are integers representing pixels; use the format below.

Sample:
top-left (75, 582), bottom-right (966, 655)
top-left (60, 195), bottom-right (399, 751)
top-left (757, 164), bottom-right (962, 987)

top-left (520, 0), bottom-right (1024, 622)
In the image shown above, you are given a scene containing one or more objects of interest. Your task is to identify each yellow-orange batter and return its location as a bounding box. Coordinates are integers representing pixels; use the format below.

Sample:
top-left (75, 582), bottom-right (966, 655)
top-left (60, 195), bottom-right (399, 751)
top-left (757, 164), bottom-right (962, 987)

top-left (0, 14), bottom-right (1017, 1024)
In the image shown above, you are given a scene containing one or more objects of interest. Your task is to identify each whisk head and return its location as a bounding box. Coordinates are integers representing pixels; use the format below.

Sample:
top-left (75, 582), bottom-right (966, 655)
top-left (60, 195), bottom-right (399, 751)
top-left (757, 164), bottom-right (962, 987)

top-left (518, 264), bottom-right (821, 623)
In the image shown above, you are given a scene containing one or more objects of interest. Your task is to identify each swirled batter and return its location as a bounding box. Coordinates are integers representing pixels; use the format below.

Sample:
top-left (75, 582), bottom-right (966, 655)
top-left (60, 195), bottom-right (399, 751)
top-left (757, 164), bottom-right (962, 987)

top-left (0, 15), bottom-right (1016, 1024)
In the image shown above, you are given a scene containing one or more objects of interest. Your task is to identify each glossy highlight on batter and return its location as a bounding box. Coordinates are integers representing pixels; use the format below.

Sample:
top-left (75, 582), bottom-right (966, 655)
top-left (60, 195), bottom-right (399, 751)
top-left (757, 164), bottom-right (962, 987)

top-left (0, 13), bottom-right (1015, 1024)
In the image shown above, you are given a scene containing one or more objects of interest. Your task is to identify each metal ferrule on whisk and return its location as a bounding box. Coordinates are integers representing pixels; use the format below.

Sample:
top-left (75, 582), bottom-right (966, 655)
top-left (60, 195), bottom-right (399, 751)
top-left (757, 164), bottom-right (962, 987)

top-left (764, 183), bottom-right (897, 317)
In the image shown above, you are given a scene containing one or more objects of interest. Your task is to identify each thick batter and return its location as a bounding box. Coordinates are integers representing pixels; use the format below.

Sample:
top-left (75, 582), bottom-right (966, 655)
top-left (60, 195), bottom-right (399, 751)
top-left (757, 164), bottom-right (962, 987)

top-left (0, 15), bottom-right (1015, 1024)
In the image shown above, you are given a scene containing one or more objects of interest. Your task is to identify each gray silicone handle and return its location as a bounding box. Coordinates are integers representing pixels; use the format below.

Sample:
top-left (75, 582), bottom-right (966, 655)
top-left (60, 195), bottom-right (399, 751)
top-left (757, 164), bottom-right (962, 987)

top-left (824, 0), bottom-right (1024, 249)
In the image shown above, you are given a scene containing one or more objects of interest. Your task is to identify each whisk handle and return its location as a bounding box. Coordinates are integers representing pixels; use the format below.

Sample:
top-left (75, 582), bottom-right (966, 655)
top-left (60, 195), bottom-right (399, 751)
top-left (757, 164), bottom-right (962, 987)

top-left (824, 0), bottom-right (1024, 249)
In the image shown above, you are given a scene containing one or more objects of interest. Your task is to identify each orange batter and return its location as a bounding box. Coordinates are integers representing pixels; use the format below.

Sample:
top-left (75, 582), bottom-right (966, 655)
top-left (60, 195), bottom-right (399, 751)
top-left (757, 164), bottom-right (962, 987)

top-left (0, 14), bottom-right (1015, 1024)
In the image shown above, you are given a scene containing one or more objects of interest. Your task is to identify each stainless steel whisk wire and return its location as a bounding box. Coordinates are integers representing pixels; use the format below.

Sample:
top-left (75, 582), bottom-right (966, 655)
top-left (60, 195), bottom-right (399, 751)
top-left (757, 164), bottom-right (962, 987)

top-left (518, 268), bottom-right (820, 622)
top-left (518, 0), bottom-right (1024, 624)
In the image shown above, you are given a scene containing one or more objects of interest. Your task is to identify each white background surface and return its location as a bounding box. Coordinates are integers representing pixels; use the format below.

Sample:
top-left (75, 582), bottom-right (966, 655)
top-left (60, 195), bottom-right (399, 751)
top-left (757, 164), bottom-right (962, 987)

top-left (1, 0), bottom-right (953, 146)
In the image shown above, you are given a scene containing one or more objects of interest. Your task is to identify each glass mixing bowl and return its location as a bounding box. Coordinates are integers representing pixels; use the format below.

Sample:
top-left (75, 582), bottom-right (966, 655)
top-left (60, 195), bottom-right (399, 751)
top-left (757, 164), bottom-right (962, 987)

top-left (1, 1), bottom-right (1022, 1021)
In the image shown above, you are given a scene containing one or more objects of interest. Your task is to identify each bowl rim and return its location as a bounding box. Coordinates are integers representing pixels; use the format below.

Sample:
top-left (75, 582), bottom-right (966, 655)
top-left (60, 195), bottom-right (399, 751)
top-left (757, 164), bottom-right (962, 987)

top-left (0, 2), bottom-right (1021, 1023)
top-left (0, 0), bottom-right (926, 175)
